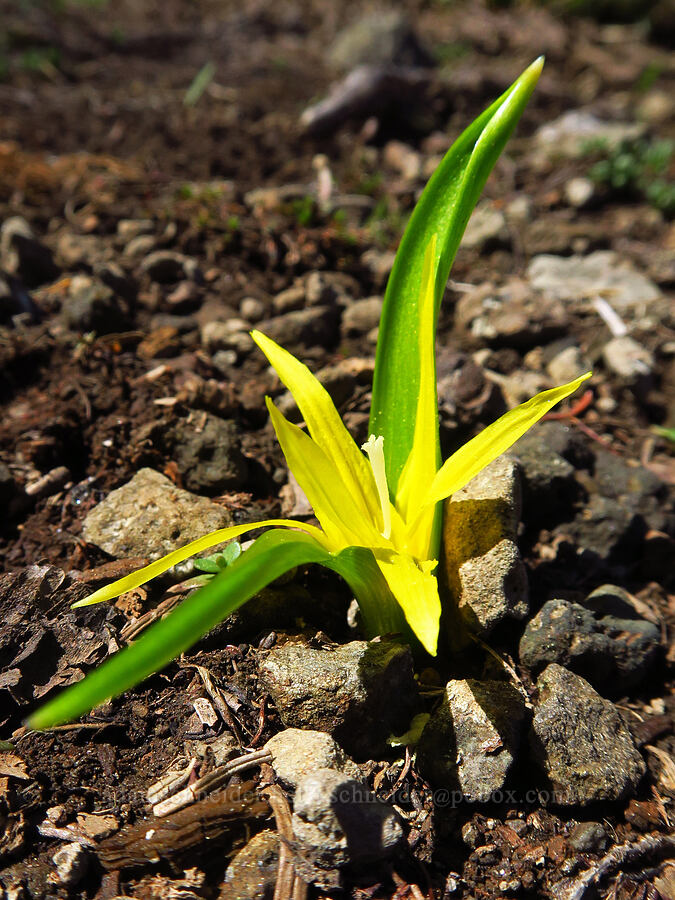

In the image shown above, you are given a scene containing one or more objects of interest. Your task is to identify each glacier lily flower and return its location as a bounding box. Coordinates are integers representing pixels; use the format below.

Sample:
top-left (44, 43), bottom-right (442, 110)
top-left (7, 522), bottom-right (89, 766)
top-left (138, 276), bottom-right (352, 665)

top-left (28, 57), bottom-right (590, 731)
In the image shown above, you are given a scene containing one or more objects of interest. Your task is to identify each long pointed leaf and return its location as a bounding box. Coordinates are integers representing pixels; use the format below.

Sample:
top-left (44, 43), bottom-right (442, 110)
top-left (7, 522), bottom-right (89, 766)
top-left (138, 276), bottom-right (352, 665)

top-left (28, 531), bottom-right (412, 730)
top-left (370, 57), bottom-right (544, 492)
top-left (28, 530), bottom-right (331, 729)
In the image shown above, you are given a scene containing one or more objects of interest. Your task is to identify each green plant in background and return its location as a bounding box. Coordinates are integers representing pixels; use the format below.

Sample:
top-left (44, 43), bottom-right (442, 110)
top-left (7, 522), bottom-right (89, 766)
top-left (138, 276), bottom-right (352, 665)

top-left (29, 57), bottom-right (590, 731)
top-left (588, 137), bottom-right (675, 218)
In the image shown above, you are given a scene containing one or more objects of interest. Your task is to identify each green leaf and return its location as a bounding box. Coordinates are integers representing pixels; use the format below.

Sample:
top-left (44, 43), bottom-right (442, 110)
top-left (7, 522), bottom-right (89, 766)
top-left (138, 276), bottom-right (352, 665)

top-left (28, 530), bottom-right (330, 730)
top-left (27, 533), bottom-right (409, 730)
top-left (369, 57), bottom-right (544, 495)
top-left (652, 425), bottom-right (675, 443)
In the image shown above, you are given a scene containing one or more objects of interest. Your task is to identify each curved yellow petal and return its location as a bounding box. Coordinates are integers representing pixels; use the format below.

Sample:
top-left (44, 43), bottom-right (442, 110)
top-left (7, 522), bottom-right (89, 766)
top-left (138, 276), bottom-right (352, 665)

top-left (373, 550), bottom-right (441, 656)
top-left (422, 372), bottom-right (592, 510)
top-left (73, 517), bottom-right (329, 608)
top-left (267, 399), bottom-right (386, 551)
top-left (252, 330), bottom-right (381, 524)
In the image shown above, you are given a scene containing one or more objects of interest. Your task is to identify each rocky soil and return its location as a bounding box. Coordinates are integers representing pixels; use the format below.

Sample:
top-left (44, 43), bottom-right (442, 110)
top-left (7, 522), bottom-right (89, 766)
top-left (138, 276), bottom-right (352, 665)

top-left (0, 1), bottom-right (674, 898)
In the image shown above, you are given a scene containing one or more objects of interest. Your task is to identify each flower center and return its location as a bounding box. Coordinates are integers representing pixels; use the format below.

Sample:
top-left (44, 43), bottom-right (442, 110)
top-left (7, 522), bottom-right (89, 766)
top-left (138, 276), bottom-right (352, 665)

top-left (361, 434), bottom-right (391, 540)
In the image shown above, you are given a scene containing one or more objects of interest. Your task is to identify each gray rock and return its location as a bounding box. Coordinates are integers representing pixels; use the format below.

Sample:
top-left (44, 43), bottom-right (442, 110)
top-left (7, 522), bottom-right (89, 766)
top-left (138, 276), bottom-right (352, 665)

top-left (276, 357), bottom-right (373, 422)
top-left (342, 296), bottom-right (383, 336)
top-left (259, 639), bottom-right (419, 759)
top-left (257, 305), bottom-right (340, 349)
top-left (219, 830), bottom-right (279, 900)
top-left (328, 10), bottom-right (432, 71)
top-left (462, 203), bottom-right (509, 251)
top-left (442, 457), bottom-right (528, 635)
top-left (527, 252), bottom-right (662, 315)
top-left (547, 345), bottom-right (589, 384)
top-left (1, 216), bottom-right (60, 288)
top-left (519, 594), bottom-right (659, 694)
top-left (603, 335), bottom-right (654, 383)
top-left (529, 664), bottom-right (645, 806)
top-left (300, 65), bottom-right (430, 138)
top-left (568, 821), bottom-right (607, 853)
top-left (272, 283), bottom-right (306, 315)
top-left (291, 768), bottom-right (404, 888)
top-left (51, 843), bottom-right (89, 887)
top-left (201, 319), bottom-right (252, 354)
top-left (534, 111), bottom-right (645, 159)
top-left (264, 729), bottom-right (360, 789)
top-left (140, 250), bottom-right (200, 283)
top-left (556, 448), bottom-right (673, 557)
top-left (383, 140), bottom-right (421, 180)
top-left (62, 275), bottom-right (127, 333)
top-left (564, 177), bottom-right (595, 209)
top-left (511, 428), bottom-right (577, 520)
top-left (455, 280), bottom-right (568, 349)
top-left (82, 468), bottom-right (232, 560)
top-left (239, 296), bottom-right (266, 322)
top-left (417, 679), bottom-right (527, 799)
top-left (169, 413), bottom-right (248, 494)
top-left (558, 495), bottom-right (644, 560)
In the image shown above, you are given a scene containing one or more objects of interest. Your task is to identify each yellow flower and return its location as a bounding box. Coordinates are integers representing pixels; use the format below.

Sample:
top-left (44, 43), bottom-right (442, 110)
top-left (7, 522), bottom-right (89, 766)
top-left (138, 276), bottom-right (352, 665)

top-left (76, 239), bottom-right (589, 657)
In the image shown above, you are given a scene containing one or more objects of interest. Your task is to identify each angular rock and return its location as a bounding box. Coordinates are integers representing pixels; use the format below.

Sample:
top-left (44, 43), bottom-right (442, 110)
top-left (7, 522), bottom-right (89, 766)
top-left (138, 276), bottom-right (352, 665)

top-left (442, 457), bottom-right (528, 635)
top-left (417, 679), bottom-right (527, 800)
top-left (564, 177), bottom-right (595, 209)
top-left (328, 10), bottom-right (432, 71)
top-left (259, 639), bottom-right (419, 759)
top-left (529, 664), bottom-right (645, 806)
top-left (62, 275), bottom-right (127, 334)
top-left (264, 729), bottom-right (360, 789)
top-left (219, 830), bottom-right (279, 900)
top-left (341, 296), bottom-right (383, 336)
top-left (568, 821), bottom-right (607, 853)
top-left (510, 427), bottom-right (577, 522)
top-left (291, 768), bottom-right (404, 888)
top-left (52, 843), bottom-right (89, 887)
top-left (455, 279), bottom-right (568, 349)
top-left (462, 202), bottom-right (509, 251)
top-left (547, 345), bottom-right (589, 384)
top-left (300, 65), bottom-right (430, 138)
top-left (82, 468), bottom-right (232, 560)
top-left (519, 593), bottom-right (660, 694)
top-left (527, 251), bottom-right (662, 314)
top-left (603, 335), bottom-right (654, 384)
top-left (257, 305), bottom-right (340, 349)
top-left (534, 111), bottom-right (645, 159)
top-left (1, 216), bottom-right (59, 287)
top-left (169, 413), bottom-right (249, 494)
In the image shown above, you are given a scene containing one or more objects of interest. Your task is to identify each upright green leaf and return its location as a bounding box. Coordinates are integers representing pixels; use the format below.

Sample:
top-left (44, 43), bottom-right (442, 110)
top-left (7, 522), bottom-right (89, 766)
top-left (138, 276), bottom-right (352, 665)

top-left (370, 57), bottom-right (544, 493)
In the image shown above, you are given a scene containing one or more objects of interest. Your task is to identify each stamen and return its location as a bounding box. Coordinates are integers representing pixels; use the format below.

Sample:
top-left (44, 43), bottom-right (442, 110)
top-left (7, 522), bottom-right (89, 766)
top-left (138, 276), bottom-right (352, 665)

top-left (361, 434), bottom-right (392, 539)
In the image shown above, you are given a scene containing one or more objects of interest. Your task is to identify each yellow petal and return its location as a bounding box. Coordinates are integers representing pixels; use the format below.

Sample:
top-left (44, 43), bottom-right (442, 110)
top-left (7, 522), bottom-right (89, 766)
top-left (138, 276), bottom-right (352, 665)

top-left (373, 550), bottom-right (441, 655)
top-left (395, 235), bottom-right (440, 559)
top-left (422, 372), bottom-right (592, 509)
top-left (252, 330), bottom-right (381, 524)
top-left (266, 399), bottom-right (385, 551)
top-left (72, 518), bottom-right (329, 607)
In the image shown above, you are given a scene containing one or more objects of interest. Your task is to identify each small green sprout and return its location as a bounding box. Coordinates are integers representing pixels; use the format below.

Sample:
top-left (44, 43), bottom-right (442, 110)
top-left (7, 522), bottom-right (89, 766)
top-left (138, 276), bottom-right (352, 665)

top-left (28, 56), bottom-right (590, 731)
top-left (588, 137), bottom-right (674, 218)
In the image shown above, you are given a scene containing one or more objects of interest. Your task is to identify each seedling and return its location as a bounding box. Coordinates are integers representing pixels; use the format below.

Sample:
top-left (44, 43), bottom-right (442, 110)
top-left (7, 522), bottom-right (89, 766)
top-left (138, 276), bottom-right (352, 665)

top-left (29, 57), bottom-right (590, 730)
